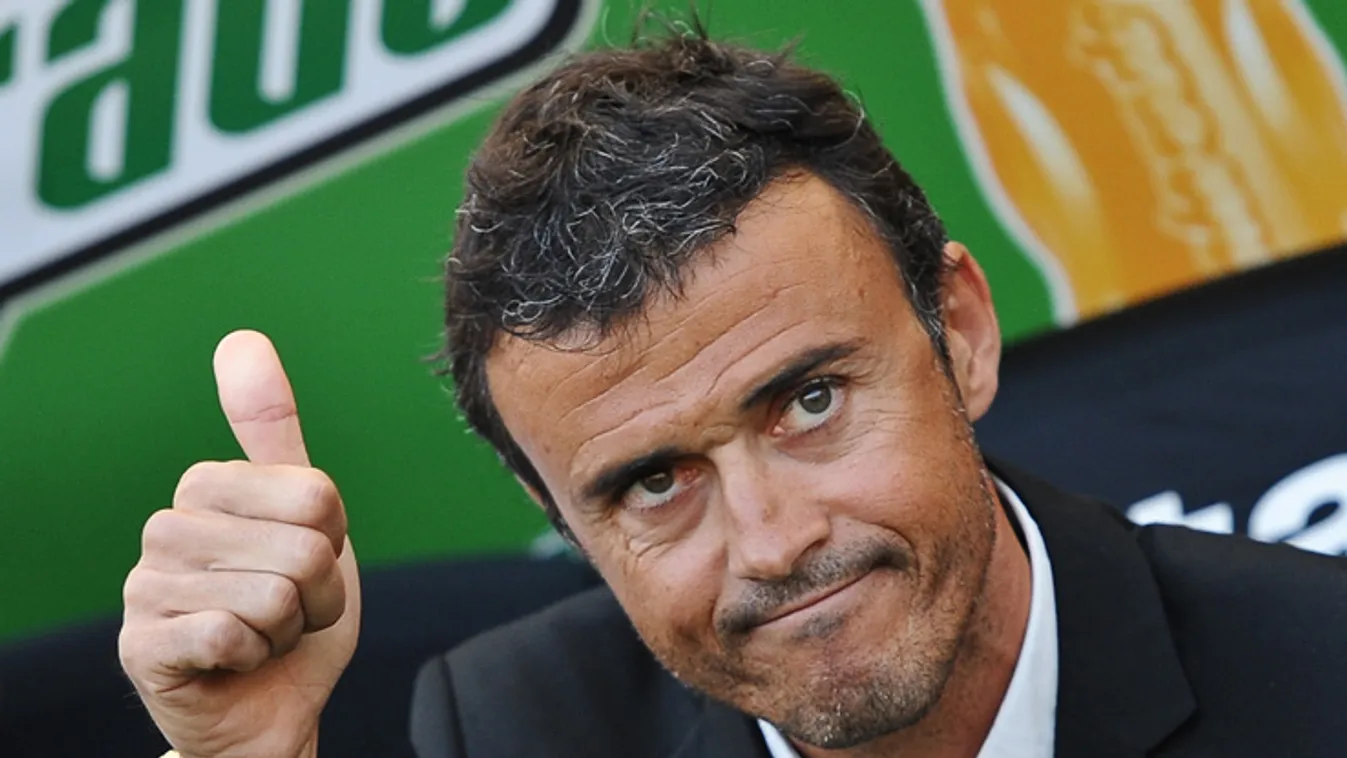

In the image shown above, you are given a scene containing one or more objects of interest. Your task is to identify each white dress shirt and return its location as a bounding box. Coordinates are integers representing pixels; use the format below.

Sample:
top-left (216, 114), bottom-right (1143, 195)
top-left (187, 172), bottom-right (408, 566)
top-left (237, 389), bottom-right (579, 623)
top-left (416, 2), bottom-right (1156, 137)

top-left (758, 478), bottom-right (1059, 757)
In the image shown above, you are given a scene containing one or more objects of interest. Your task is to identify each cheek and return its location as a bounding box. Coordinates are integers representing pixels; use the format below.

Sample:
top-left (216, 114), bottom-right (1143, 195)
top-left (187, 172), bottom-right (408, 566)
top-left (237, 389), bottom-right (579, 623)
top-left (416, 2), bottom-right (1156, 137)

top-left (587, 532), bottom-right (725, 655)
top-left (814, 402), bottom-right (977, 534)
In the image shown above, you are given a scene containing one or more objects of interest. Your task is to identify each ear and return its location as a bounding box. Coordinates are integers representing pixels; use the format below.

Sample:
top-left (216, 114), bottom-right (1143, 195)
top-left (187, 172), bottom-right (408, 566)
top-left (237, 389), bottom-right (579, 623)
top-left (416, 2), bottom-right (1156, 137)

top-left (939, 242), bottom-right (1002, 422)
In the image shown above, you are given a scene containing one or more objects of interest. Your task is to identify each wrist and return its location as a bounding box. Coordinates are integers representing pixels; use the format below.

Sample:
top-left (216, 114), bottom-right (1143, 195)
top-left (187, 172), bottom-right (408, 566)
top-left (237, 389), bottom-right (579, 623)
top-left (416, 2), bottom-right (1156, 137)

top-left (160, 733), bottom-right (318, 758)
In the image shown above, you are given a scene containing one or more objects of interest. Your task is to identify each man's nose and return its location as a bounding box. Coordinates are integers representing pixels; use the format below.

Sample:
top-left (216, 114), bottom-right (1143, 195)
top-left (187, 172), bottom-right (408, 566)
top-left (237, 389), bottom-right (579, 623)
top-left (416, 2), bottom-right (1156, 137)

top-left (719, 455), bottom-right (831, 581)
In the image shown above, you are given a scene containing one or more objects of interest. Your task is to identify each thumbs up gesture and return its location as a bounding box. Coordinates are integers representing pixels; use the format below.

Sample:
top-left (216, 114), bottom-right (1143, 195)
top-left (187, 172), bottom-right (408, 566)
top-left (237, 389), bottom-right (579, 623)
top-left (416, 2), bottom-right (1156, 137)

top-left (119, 331), bottom-right (362, 758)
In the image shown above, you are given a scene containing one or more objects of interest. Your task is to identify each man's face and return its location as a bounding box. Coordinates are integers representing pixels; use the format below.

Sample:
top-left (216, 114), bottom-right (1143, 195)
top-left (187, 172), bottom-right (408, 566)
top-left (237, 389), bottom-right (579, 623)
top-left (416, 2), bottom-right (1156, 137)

top-left (487, 174), bottom-right (1005, 749)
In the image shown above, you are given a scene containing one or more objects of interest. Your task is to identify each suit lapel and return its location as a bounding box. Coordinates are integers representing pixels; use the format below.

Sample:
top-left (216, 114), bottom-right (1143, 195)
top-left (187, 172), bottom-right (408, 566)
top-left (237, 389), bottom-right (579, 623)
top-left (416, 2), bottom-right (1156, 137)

top-left (991, 461), bottom-right (1196, 758)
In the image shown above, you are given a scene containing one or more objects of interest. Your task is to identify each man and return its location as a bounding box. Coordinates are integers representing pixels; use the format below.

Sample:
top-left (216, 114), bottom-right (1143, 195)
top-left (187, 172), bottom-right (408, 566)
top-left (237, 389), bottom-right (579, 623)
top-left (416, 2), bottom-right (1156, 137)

top-left (118, 25), bottom-right (1347, 758)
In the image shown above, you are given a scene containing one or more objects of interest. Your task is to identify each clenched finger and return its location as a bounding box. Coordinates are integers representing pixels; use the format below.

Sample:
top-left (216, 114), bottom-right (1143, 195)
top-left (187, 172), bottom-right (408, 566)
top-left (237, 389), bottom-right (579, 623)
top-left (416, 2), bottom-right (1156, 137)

top-left (173, 460), bottom-right (347, 557)
top-left (121, 610), bottom-right (271, 680)
top-left (140, 510), bottom-right (346, 631)
top-left (124, 567), bottom-right (306, 656)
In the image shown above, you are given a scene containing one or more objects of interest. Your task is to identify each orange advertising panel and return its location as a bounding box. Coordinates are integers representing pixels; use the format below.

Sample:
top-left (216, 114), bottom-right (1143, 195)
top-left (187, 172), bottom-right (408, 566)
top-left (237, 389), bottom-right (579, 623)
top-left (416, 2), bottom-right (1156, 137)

top-left (926, 0), bottom-right (1347, 318)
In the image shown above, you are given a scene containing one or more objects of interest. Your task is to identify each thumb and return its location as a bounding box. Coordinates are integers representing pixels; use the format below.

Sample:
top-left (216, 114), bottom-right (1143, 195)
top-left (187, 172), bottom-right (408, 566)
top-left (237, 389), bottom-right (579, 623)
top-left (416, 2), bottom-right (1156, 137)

top-left (213, 330), bottom-right (311, 467)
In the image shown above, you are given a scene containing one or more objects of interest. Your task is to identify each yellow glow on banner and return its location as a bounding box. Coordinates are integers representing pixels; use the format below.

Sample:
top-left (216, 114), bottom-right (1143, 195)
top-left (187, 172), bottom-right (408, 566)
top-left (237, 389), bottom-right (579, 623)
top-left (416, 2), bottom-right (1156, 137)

top-left (925, 0), bottom-right (1347, 320)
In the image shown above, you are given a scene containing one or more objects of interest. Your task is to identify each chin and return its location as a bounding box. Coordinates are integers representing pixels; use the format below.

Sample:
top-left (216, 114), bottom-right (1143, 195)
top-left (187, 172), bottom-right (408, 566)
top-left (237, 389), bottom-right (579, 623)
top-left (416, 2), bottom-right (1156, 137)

top-left (771, 656), bottom-right (952, 750)
top-left (747, 602), bottom-right (965, 749)
top-left (770, 638), bottom-right (959, 748)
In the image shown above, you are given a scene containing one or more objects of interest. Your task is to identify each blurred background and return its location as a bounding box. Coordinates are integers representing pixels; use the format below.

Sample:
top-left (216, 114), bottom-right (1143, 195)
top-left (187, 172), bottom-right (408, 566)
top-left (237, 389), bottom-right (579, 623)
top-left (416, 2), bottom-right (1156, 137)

top-left (3, 0), bottom-right (1346, 755)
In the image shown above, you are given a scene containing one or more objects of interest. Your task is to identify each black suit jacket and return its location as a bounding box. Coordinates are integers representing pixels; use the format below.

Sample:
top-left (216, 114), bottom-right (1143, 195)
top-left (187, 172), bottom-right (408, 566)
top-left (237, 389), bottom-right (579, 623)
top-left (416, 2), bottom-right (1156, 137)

top-left (409, 464), bottom-right (1347, 757)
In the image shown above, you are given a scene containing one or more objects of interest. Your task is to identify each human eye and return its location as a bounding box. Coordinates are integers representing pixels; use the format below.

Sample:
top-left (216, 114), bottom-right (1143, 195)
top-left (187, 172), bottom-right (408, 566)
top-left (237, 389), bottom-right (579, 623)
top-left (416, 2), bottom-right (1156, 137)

top-left (619, 466), bottom-right (695, 512)
top-left (774, 378), bottom-right (845, 437)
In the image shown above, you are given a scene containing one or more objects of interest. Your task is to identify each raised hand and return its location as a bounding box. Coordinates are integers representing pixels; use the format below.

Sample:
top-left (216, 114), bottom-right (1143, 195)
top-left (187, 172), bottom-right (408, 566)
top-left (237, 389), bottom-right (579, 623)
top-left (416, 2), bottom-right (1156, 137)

top-left (119, 330), bottom-right (362, 758)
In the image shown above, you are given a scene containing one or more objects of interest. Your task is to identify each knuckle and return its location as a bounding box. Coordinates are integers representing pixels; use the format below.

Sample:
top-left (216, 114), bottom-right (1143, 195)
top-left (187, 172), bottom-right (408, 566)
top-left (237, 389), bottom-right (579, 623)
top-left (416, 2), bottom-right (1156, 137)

top-left (258, 574), bottom-right (302, 623)
top-left (198, 612), bottom-right (246, 663)
top-left (173, 460), bottom-right (229, 510)
top-left (294, 469), bottom-right (342, 527)
top-left (305, 573), bottom-right (347, 632)
top-left (290, 529), bottom-right (335, 581)
top-left (140, 509), bottom-right (182, 555)
top-left (117, 624), bottom-right (147, 673)
top-left (121, 566), bottom-right (155, 610)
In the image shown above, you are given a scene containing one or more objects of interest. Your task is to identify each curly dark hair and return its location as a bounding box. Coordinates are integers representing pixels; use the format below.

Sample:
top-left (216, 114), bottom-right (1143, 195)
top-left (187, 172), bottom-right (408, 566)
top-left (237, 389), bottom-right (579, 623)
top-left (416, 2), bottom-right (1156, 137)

top-left (442, 19), bottom-right (951, 540)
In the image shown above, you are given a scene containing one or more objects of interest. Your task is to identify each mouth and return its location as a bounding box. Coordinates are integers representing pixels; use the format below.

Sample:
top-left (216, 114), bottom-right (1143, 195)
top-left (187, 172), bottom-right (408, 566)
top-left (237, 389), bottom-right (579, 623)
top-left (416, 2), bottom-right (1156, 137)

top-left (756, 570), bottom-right (873, 628)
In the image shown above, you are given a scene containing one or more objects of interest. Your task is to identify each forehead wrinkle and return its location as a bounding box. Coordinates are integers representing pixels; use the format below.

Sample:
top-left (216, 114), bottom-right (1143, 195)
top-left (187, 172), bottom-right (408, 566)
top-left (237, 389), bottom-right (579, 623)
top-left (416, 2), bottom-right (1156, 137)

top-left (678, 315), bottom-right (825, 408)
top-left (567, 320), bottom-right (795, 471)
top-left (558, 254), bottom-right (875, 490)
top-left (625, 201), bottom-right (851, 358)
top-left (566, 317), bottom-right (848, 498)
top-left (542, 286), bottom-right (742, 429)
top-left (561, 272), bottom-right (828, 441)
top-left (556, 275), bottom-right (817, 431)
top-left (545, 182), bottom-right (859, 424)
top-left (625, 254), bottom-right (824, 369)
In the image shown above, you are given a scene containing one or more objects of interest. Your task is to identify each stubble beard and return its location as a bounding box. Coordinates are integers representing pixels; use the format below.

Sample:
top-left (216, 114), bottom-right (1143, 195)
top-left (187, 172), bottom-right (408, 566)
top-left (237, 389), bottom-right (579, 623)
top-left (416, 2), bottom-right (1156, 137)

top-left (770, 466), bottom-right (999, 749)
top-left (645, 462), bottom-right (999, 751)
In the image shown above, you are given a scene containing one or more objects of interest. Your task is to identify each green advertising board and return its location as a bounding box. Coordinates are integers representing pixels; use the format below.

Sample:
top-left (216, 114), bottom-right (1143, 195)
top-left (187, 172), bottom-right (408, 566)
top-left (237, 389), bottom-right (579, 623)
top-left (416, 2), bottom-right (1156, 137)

top-left (5, 0), bottom-right (1347, 641)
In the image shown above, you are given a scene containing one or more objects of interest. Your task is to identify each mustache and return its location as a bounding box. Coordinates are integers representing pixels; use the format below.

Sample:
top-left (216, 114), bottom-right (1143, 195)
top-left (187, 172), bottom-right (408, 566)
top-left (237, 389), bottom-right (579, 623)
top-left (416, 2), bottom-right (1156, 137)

top-left (716, 536), bottom-right (910, 637)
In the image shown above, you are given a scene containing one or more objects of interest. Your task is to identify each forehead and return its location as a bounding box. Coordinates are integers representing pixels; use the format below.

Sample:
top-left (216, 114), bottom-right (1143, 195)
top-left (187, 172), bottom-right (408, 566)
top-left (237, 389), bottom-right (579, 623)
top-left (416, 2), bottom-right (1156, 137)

top-left (485, 175), bottom-right (917, 493)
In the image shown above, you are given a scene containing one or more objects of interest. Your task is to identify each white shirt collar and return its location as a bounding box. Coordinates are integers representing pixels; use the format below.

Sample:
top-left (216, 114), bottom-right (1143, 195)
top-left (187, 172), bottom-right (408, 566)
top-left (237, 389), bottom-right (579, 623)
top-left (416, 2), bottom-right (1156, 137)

top-left (757, 477), bottom-right (1059, 757)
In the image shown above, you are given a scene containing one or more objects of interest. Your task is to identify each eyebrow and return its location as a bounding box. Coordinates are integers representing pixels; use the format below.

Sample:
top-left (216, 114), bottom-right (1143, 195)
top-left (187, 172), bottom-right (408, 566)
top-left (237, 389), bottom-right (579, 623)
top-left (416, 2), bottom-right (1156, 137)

top-left (577, 340), bottom-right (862, 505)
top-left (737, 341), bottom-right (861, 413)
top-left (581, 446), bottom-right (685, 504)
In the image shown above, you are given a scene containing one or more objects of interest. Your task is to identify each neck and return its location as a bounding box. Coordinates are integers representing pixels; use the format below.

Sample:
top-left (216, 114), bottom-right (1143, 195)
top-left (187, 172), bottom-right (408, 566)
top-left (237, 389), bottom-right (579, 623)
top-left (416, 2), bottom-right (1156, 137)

top-left (797, 485), bottom-right (1033, 758)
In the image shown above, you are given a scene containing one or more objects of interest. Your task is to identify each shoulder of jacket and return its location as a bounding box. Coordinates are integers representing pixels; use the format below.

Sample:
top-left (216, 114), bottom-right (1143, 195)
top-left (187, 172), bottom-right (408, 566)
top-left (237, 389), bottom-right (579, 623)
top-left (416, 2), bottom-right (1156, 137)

top-left (418, 586), bottom-right (705, 757)
top-left (1136, 523), bottom-right (1347, 594)
top-left (1135, 523), bottom-right (1347, 650)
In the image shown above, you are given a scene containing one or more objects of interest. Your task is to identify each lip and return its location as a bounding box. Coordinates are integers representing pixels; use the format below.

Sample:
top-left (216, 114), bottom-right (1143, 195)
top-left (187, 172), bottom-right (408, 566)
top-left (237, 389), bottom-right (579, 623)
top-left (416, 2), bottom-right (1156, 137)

top-left (757, 571), bottom-right (872, 628)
